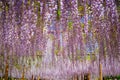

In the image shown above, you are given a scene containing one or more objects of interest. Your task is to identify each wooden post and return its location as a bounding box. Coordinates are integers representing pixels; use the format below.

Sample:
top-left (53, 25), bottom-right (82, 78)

top-left (99, 63), bottom-right (103, 80)
top-left (21, 67), bottom-right (25, 80)
top-left (73, 75), bottom-right (79, 80)
top-left (5, 60), bottom-right (9, 80)
top-left (81, 74), bottom-right (84, 80)
top-left (31, 75), bottom-right (34, 80)
top-left (74, 75), bottom-right (77, 80)
top-left (38, 76), bottom-right (40, 80)
top-left (88, 73), bottom-right (90, 80)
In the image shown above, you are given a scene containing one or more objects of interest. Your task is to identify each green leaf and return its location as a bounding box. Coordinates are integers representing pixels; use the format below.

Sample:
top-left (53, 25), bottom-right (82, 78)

top-left (54, 49), bottom-right (59, 55)
top-left (57, 9), bottom-right (61, 16)
top-left (0, 7), bottom-right (2, 12)
top-left (86, 54), bottom-right (91, 61)
top-left (15, 64), bottom-right (21, 70)
top-left (27, 57), bottom-right (31, 66)
top-left (49, 34), bottom-right (54, 40)
top-left (56, 0), bottom-right (61, 20)
top-left (77, 56), bottom-right (81, 60)
top-left (81, 23), bottom-right (84, 28)
top-left (36, 50), bottom-right (42, 56)
top-left (57, 9), bottom-right (61, 20)
top-left (5, 5), bottom-right (9, 11)
top-left (27, 0), bottom-right (31, 6)
top-left (78, 6), bottom-right (84, 12)
top-left (68, 21), bottom-right (73, 30)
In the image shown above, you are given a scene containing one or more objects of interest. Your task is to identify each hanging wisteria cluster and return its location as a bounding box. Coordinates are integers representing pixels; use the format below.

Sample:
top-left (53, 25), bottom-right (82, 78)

top-left (0, 0), bottom-right (120, 79)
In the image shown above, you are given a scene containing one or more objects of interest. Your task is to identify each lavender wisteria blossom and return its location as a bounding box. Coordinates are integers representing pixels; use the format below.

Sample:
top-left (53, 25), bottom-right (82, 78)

top-left (0, 0), bottom-right (120, 79)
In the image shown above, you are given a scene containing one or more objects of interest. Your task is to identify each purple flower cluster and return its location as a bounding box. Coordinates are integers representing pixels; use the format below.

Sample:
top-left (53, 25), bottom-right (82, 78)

top-left (0, 0), bottom-right (120, 79)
